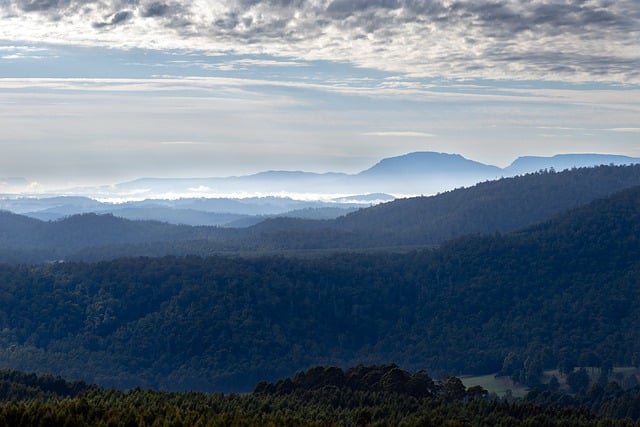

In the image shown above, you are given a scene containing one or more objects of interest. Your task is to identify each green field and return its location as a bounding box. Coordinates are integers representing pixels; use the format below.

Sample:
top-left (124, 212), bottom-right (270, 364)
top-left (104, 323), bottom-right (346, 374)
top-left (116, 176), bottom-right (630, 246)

top-left (461, 373), bottom-right (528, 398)
top-left (461, 367), bottom-right (640, 398)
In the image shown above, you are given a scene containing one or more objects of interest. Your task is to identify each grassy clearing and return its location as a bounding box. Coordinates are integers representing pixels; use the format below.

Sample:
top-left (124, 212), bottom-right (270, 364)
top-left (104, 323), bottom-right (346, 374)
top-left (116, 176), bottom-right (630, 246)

top-left (460, 373), bottom-right (528, 398)
top-left (461, 367), bottom-right (640, 398)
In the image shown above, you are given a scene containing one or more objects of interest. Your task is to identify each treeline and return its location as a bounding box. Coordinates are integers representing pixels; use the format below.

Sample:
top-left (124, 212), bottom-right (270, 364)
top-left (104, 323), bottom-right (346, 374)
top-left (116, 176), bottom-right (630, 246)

top-left (1, 185), bottom-right (640, 390)
top-left (0, 366), bottom-right (638, 426)
top-left (0, 369), bottom-right (95, 401)
top-left (528, 384), bottom-right (640, 421)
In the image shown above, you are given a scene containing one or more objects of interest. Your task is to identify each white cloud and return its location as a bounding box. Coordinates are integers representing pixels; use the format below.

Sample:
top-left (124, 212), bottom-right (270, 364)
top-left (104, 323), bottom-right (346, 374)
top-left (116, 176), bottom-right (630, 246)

top-left (0, 0), bottom-right (638, 83)
top-left (608, 128), bottom-right (640, 133)
top-left (363, 131), bottom-right (434, 138)
top-left (159, 141), bottom-right (205, 145)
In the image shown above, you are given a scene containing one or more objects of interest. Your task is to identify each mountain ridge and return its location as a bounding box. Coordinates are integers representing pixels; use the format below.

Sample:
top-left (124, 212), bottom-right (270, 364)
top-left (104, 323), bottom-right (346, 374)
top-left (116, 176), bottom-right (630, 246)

top-left (108, 151), bottom-right (640, 198)
top-left (505, 153), bottom-right (640, 175)
top-left (5, 152), bottom-right (640, 201)
top-left (4, 164), bottom-right (640, 263)
top-left (357, 151), bottom-right (501, 176)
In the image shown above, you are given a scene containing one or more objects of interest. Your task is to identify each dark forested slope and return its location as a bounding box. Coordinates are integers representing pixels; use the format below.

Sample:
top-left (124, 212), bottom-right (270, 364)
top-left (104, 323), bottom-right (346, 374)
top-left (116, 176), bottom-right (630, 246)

top-left (252, 164), bottom-right (640, 247)
top-left (0, 186), bottom-right (640, 391)
top-left (0, 211), bottom-right (245, 262)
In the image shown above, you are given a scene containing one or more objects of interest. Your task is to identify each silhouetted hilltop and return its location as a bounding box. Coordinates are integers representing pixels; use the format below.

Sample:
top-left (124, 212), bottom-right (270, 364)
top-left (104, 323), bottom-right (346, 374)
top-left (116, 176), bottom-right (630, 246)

top-left (358, 151), bottom-right (501, 177)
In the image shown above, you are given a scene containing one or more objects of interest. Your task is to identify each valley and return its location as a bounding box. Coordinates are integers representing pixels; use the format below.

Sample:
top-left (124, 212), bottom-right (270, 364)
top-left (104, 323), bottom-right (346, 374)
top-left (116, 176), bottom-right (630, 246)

top-left (2, 158), bottom-right (640, 424)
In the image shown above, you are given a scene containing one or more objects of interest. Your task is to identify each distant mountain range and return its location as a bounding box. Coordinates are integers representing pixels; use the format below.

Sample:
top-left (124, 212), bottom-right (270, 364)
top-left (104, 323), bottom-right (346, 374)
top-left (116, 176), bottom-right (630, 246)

top-left (0, 195), bottom-right (384, 227)
top-left (109, 152), bottom-right (640, 198)
top-left (3, 163), bottom-right (640, 263)
top-left (109, 152), bottom-right (640, 196)
top-left (2, 152), bottom-right (639, 226)
top-left (4, 152), bottom-right (639, 200)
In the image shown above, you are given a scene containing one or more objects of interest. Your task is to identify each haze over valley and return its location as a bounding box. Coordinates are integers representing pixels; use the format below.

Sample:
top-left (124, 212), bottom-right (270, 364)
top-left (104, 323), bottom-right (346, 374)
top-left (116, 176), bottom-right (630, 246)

top-left (2, 151), bottom-right (640, 228)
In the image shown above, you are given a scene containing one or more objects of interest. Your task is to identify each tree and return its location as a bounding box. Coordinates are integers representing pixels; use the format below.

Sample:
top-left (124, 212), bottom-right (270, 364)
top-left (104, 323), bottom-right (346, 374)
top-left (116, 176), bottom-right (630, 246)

top-left (466, 385), bottom-right (488, 400)
top-left (501, 352), bottom-right (520, 376)
top-left (440, 376), bottom-right (466, 402)
top-left (567, 368), bottom-right (590, 394)
top-left (558, 356), bottom-right (576, 377)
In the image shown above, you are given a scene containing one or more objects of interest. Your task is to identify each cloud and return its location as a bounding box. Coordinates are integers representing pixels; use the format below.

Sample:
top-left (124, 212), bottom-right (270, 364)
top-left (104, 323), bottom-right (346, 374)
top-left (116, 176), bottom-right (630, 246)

top-left (0, 44), bottom-right (51, 60)
top-left (159, 140), bottom-right (204, 145)
top-left (0, 0), bottom-right (638, 83)
top-left (200, 57), bottom-right (310, 71)
top-left (608, 128), bottom-right (640, 133)
top-left (142, 2), bottom-right (170, 18)
top-left (93, 10), bottom-right (132, 28)
top-left (18, 0), bottom-right (68, 12)
top-left (363, 131), bottom-right (434, 138)
top-left (536, 126), bottom-right (587, 131)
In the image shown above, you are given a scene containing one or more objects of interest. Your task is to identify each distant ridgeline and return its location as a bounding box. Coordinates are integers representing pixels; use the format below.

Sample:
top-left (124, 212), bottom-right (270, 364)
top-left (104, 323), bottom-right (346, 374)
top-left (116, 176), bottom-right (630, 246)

top-left (0, 366), bottom-right (639, 425)
top-left (3, 164), bottom-right (640, 262)
top-left (1, 184), bottom-right (640, 393)
top-left (71, 151), bottom-right (640, 198)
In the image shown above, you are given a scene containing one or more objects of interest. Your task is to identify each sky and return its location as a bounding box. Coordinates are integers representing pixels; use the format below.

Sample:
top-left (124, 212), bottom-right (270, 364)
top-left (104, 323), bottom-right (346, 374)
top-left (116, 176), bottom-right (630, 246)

top-left (0, 0), bottom-right (639, 190)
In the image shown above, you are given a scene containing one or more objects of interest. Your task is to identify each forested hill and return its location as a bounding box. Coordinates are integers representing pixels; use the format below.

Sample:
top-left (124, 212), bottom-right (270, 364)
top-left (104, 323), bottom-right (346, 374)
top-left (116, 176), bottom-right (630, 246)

top-left (2, 365), bottom-right (640, 425)
top-left (3, 164), bottom-right (640, 263)
top-left (249, 163), bottom-right (640, 247)
top-left (0, 211), bottom-right (243, 263)
top-left (1, 185), bottom-right (640, 391)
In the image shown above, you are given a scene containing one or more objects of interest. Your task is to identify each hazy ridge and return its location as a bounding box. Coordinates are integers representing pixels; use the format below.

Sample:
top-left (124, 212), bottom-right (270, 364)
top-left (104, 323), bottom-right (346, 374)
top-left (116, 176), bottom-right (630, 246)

top-left (3, 163), bottom-right (640, 263)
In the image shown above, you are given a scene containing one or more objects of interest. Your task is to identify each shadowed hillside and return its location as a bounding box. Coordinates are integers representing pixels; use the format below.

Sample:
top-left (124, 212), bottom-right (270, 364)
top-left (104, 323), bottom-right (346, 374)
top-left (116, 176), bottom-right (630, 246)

top-left (249, 164), bottom-right (640, 247)
top-left (1, 186), bottom-right (640, 391)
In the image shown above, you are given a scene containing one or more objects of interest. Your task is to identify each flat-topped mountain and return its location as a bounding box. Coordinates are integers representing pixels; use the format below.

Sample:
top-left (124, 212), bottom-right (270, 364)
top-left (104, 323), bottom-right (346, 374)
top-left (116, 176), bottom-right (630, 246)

top-left (358, 151), bottom-right (501, 176)
top-left (505, 153), bottom-right (640, 176)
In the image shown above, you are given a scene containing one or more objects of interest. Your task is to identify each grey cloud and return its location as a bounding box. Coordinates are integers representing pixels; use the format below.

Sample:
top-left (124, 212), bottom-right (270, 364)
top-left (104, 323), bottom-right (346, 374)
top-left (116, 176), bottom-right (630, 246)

top-left (112, 10), bottom-right (132, 23)
top-left (142, 2), bottom-right (169, 17)
top-left (528, 3), bottom-right (616, 27)
top-left (140, 1), bottom-right (186, 18)
top-left (326, 0), bottom-right (400, 18)
top-left (19, 0), bottom-right (62, 11)
top-left (140, 1), bottom-right (191, 29)
top-left (454, 2), bottom-right (524, 28)
top-left (93, 10), bottom-right (132, 28)
top-left (16, 0), bottom-right (98, 12)
top-left (213, 0), bottom-right (639, 82)
top-left (1, 0), bottom-right (638, 83)
top-left (12, 0), bottom-right (104, 20)
top-left (7, 0), bottom-right (635, 36)
top-left (214, 12), bottom-right (240, 31)
top-left (237, 0), bottom-right (304, 8)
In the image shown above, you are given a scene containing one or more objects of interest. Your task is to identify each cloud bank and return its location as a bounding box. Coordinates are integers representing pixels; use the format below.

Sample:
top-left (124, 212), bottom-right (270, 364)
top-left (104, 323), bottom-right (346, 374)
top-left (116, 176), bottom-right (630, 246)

top-left (0, 0), bottom-right (638, 83)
